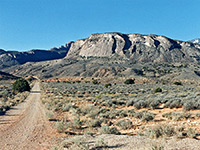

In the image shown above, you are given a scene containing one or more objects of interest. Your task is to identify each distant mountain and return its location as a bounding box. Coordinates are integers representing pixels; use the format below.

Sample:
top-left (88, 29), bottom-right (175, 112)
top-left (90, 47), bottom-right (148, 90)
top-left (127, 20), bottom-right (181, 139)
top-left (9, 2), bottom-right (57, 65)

top-left (189, 38), bottom-right (200, 44)
top-left (0, 45), bottom-right (71, 69)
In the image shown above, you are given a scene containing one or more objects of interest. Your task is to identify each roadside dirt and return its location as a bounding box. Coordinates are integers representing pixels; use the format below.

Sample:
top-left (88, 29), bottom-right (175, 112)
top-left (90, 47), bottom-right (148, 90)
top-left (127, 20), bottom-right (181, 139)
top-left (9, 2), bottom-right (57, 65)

top-left (0, 82), bottom-right (56, 150)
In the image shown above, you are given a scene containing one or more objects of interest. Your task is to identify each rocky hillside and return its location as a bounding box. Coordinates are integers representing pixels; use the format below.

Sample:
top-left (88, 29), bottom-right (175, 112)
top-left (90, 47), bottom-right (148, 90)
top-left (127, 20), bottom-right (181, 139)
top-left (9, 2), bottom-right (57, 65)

top-left (0, 71), bottom-right (18, 80)
top-left (0, 46), bottom-right (70, 69)
top-left (66, 33), bottom-right (200, 63)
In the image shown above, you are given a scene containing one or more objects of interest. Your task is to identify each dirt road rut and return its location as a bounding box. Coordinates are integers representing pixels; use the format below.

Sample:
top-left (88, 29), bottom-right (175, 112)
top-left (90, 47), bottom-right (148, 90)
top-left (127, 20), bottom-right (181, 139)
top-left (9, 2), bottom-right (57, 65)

top-left (0, 82), bottom-right (55, 150)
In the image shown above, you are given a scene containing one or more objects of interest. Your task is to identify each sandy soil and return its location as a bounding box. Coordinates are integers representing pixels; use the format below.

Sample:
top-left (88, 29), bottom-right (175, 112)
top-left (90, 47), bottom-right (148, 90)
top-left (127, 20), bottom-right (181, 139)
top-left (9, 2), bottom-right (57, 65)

top-left (63, 134), bottom-right (200, 150)
top-left (0, 82), bottom-right (56, 150)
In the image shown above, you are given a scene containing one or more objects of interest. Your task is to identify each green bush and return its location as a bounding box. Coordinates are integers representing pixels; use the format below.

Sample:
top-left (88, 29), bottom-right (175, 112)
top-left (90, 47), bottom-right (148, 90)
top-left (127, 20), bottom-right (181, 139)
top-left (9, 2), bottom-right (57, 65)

top-left (13, 78), bottom-right (30, 93)
top-left (124, 79), bottom-right (135, 84)
top-left (154, 88), bottom-right (162, 93)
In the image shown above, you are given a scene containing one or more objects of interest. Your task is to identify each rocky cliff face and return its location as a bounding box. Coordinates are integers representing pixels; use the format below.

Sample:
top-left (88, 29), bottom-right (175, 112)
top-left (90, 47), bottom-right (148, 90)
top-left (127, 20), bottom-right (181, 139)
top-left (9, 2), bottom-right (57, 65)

top-left (66, 33), bottom-right (200, 63)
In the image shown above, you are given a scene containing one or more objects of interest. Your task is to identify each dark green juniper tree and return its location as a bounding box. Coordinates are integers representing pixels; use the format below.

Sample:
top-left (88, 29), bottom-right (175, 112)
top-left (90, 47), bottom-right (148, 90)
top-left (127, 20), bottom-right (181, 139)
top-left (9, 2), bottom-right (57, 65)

top-left (13, 78), bottom-right (31, 93)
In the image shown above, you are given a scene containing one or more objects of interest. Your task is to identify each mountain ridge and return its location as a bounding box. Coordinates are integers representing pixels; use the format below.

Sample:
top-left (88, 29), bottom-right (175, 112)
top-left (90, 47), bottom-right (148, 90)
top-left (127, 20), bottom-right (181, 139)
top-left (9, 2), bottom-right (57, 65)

top-left (1, 32), bottom-right (200, 79)
top-left (0, 47), bottom-right (69, 69)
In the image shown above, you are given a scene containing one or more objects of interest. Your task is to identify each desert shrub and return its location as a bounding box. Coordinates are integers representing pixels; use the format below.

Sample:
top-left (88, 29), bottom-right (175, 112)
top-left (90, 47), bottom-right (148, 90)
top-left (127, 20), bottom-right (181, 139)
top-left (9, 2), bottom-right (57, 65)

top-left (154, 88), bottom-right (162, 93)
top-left (0, 107), bottom-right (5, 115)
top-left (151, 144), bottom-right (164, 150)
top-left (134, 110), bottom-right (155, 122)
top-left (186, 128), bottom-right (197, 138)
top-left (195, 113), bottom-right (200, 118)
top-left (145, 124), bottom-right (176, 138)
top-left (116, 120), bottom-right (133, 129)
top-left (126, 109), bottom-right (135, 117)
top-left (126, 99), bottom-right (135, 106)
top-left (124, 79), bottom-right (135, 84)
top-left (183, 100), bottom-right (196, 111)
top-left (164, 99), bottom-right (182, 109)
top-left (99, 109), bottom-right (118, 119)
top-left (56, 120), bottom-right (67, 133)
top-left (169, 99), bottom-right (182, 109)
top-left (118, 110), bottom-right (129, 117)
top-left (80, 104), bottom-right (93, 115)
top-left (73, 117), bottom-right (82, 129)
top-left (86, 119), bottom-right (102, 128)
top-left (102, 99), bottom-right (114, 107)
top-left (13, 78), bottom-right (30, 93)
top-left (104, 83), bottom-right (112, 88)
top-left (134, 102), bottom-right (141, 109)
top-left (80, 104), bottom-right (101, 118)
top-left (92, 80), bottom-right (99, 84)
top-left (62, 103), bottom-right (74, 112)
top-left (111, 100), bottom-right (126, 106)
top-left (87, 107), bottom-right (101, 119)
top-left (150, 99), bottom-right (161, 109)
top-left (134, 111), bottom-right (144, 119)
top-left (133, 69), bottom-right (144, 76)
top-left (46, 111), bottom-right (55, 121)
top-left (99, 125), bottom-right (120, 135)
top-left (134, 100), bottom-right (148, 109)
top-left (94, 138), bottom-right (108, 149)
top-left (62, 136), bottom-right (89, 150)
top-left (162, 112), bottom-right (191, 121)
top-left (141, 112), bottom-right (155, 122)
top-left (174, 81), bottom-right (182, 85)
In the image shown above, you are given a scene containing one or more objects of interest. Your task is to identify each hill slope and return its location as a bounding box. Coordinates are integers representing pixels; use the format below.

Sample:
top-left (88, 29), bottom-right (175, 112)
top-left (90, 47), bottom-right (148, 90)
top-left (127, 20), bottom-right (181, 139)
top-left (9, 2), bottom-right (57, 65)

top-left (0, 71), bottom-right (18, 80)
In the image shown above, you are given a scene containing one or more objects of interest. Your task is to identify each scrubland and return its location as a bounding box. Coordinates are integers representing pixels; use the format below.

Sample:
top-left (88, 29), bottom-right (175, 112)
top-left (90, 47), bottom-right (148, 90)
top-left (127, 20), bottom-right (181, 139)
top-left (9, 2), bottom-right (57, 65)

top-left (40, 79), bottom-right (200, 150)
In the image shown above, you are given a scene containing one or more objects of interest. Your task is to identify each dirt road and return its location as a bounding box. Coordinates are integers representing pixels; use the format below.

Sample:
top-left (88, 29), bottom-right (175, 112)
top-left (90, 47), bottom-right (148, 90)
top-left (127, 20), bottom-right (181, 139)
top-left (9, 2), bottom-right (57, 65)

top-left (0, 82), bottom-right (55, 150)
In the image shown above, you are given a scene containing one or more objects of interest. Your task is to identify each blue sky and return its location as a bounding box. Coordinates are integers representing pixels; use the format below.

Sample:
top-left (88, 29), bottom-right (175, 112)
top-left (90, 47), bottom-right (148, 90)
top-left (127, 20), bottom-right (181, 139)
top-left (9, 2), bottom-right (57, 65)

top-left (0, 0), bottom-right (199, 51)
